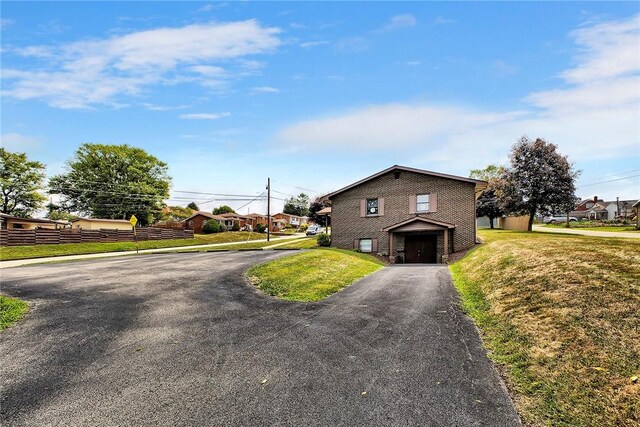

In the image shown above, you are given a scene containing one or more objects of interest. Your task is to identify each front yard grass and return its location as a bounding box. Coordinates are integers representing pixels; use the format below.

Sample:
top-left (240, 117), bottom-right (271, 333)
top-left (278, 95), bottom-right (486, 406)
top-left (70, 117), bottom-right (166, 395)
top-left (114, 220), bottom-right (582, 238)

top-left (0, 295), bottom-right (28, 331)
top-left (271, 237), bottom-right (319, 249)
top-left (450, 230), bottom-right (639, 427)
top-left (0, 231), bottom-right (272, 261)
top-left (247, 248), bottom-right (383, 302)
top-left (544, 223), bottom-right (639, 232)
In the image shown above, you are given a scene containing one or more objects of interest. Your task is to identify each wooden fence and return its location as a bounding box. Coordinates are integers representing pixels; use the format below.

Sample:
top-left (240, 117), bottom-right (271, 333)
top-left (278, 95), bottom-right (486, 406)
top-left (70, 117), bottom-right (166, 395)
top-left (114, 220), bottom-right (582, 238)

top-left (0, 227), bottom-right (194, 247)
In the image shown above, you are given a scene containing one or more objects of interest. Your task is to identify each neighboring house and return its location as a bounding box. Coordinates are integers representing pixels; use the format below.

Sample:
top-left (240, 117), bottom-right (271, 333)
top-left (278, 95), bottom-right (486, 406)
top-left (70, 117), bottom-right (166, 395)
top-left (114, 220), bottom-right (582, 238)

top-left (272, 213), bottom-right (308, 230)
top-left (183, 211), bottom-right (225, 233)
top-left (633, 200), bottom-right (640, 229)
top-left (71, 218), bottom-right (132, 230)
top-left (218, 212), bottom-right (249, 229)
top-left (0, 213), bottom-right (70, 230)
top-left (246, 213), bottom-right (268, 229)
top-left (571, 196), bottom-right (639, 220)
top-left (327, 165), bottom-right (487, 264)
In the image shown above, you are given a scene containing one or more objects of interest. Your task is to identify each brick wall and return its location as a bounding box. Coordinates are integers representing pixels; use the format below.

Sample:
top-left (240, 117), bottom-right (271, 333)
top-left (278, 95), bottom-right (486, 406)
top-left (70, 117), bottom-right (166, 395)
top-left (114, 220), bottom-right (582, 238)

top-left (330, 170), bottom-right (477, 259)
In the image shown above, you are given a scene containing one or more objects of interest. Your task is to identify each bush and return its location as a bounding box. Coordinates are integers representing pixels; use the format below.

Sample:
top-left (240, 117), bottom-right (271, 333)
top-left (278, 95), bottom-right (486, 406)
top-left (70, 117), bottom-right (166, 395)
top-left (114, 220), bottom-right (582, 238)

top-left (299, 224), bottom-right (309, 232)
top-left (202, 219), bottom-right (222, 234)
top-left (317, 233), bottom-right (331, 247)
top-left (231, 222), bottom-right (241, 231)
top-left (255, 223), bottom-right (266, 233)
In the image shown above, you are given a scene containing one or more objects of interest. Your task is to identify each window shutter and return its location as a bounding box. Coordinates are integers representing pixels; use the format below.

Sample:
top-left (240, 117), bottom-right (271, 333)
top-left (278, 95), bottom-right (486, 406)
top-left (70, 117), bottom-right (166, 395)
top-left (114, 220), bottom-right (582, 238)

top-left (354, 239), bottom-right (359, 249)
top-left (372, 238), bottom-right (378, 253)
top-left (379, 198), bottom-right (385, 216)
top-left (360, 199), bottom-right (366, 217)
top-left (430, 193), bottom-right (438, 212)
top-left (409, 194), bottom-right (416, 214)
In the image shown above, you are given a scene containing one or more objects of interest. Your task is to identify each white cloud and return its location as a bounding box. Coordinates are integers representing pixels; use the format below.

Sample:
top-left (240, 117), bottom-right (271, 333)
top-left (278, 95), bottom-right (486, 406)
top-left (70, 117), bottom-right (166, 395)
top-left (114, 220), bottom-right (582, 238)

top-left (1, 19), bottom-right (14, 29)
top-left (2, 20), bottom-right (281, 109)
top-left (142, 103), bottom-right (189, 111)
top-left (381, 14), bottom-right (417, 31)
top-left (0, 133), bottom-right (43, 151)
top-left (179, 112), bottom-right (231, 120)
top-left (299, 40), bottom-right (329, 48)
top-left (276, 14), bottom-right (640, 175)
top-left (251, 86), bottom-right (280, 94)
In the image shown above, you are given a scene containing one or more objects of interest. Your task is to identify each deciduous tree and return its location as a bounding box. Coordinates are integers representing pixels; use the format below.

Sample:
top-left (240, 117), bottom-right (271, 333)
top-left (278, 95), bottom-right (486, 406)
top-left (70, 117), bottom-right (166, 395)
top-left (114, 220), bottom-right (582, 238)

top-left (212, 205), bottom-right (235, 215)
top-left (0, 148), bottom-right (47, 217)
top-left (49, 143), bottom-right (171, 225)
top-left (283, 193), bottom-right (310, 217)
top-left (496, 137), bottom-right (579, 231)
top-left (187, 202), bottom-right (199, 211)
top-left (470, 165), bottom-right (505, 229)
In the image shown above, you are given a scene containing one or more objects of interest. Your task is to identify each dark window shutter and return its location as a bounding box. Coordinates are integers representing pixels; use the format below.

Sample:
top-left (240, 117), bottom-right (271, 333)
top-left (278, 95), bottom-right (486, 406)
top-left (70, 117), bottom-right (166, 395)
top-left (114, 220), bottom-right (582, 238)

top-left (430, 193), bottom-right (438, 212)
top-left (372, 238), bottom-right (378, 253)
top-left (359, 199), bottom-right (366, 217)
top-left (379, 198), bottom-right (385, 216)
top-left (354, 239), bottom-right (360, 249)
top-left (409, 194), bottom-right (416, 214)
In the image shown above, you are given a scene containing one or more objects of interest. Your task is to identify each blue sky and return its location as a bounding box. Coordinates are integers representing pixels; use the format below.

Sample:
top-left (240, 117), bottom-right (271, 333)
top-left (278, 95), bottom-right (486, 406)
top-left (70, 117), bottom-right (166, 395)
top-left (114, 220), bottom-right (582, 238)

top-left (2, 1), bottom-right (639, 214)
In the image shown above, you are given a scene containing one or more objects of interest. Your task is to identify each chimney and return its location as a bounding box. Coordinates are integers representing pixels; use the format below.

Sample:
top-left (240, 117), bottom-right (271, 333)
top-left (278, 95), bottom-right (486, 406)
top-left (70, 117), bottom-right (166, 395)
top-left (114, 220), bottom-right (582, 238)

top-left (593, 196), bottom-right (598, 203)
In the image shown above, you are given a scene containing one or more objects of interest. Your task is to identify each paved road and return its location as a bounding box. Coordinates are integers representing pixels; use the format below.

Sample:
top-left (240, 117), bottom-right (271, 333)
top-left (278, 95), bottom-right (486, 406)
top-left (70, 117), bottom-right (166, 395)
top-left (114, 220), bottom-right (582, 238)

top-left (1, 252), bottom-right (519, 426)
top-left (532, 225), bottom-right (640, 238)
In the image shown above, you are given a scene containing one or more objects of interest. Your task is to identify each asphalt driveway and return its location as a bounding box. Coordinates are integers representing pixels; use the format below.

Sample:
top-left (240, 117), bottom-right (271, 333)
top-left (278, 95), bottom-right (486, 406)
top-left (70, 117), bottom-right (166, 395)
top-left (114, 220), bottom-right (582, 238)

top-left (0, 252), bottom-right (520, 426)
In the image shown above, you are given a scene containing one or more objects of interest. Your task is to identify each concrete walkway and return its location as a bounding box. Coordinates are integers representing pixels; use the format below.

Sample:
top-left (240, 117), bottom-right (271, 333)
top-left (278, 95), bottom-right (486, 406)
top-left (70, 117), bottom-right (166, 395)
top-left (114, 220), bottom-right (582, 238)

top-left (0, 234), bottom-right (305, 269)
top-left (532, 225), bottom-right (640, 239)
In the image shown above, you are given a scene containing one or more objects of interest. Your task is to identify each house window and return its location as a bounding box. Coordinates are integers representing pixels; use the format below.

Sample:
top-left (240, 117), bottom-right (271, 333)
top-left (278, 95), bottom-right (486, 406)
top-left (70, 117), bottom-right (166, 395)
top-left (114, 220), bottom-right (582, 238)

top-left (13, 223), bottom-right (24, 229)
top-left (416, 194), bottom-right (430, 212)
top-left (366, 198), bottom-right (379, 216)
top-left (359, 239), bottom-right (373, 253)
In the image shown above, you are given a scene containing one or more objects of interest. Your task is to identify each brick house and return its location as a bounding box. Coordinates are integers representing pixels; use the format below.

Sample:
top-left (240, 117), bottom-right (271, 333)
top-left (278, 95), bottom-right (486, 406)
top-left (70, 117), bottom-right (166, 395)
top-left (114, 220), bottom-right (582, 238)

top-left (272, 213), bottom-right (308, 231)
top-left (183, 211), bottom-right (226, 233)
top-left (328, 165), bottom-right (487, 264)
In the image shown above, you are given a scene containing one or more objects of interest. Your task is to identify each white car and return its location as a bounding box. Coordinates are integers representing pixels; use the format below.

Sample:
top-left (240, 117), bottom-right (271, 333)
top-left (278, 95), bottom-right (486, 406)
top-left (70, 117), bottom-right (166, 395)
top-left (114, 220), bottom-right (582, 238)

top-left (543, 215), bottom-right (578, 224)
top-left (306, 225), bottom-right (325, 235)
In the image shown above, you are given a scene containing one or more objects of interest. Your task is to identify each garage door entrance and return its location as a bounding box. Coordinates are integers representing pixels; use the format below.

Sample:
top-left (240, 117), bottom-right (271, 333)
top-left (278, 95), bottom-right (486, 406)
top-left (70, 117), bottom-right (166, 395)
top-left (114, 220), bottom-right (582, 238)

top-left (404, 234), bottom-right (437, 263)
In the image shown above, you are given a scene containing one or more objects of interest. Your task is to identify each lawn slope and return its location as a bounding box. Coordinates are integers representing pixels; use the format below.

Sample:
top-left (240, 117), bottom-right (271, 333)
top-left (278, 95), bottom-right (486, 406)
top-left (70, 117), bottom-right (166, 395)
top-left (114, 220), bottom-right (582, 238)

top-left (450, 230), bottom-right (639, 427)
top-left (0, 295), bottom-right (28, 331)
top-left (247, 248), bottom-right (383, 302)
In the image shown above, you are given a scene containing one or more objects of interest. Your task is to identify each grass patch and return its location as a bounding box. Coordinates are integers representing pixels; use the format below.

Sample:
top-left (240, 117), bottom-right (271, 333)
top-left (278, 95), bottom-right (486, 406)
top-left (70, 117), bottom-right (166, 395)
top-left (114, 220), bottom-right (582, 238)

top-left (0, 231), bottom-right (272, 261)
top-left (247, 248), bottom-right (383, 302)
top-left (450, 230), bottom-right (640, 427)
top-left (0, 295), bottom-right (29, 331)
top-left (544, 223), bottom-right (639, 232)
top-left (271, 237), bottom-right (319, 249)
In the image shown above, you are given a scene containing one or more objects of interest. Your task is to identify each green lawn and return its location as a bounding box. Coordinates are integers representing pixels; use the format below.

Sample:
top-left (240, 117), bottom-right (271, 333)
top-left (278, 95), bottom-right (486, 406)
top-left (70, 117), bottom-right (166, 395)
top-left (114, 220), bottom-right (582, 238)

top-left (450, 230), bottom-right (639, 427)
top-left (271, 237), bottom-right (319, 249)
top-left (247, 248), bottom-right (383, 302)
top-left (0, 295), bottom-right (29, 331)
top-left (0, 232), bottom-right (273, 261)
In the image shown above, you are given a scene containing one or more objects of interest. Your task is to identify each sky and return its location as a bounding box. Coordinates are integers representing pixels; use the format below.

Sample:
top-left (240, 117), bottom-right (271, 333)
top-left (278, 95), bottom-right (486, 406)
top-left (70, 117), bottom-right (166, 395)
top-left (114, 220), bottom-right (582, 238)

top-left (1, 1), bottom-right (639, 215)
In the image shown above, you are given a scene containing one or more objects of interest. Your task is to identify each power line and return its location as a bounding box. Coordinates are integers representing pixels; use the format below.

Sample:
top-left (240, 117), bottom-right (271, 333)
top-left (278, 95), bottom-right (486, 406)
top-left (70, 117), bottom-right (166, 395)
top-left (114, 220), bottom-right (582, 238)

top-left (577, 173), bottom-right (640, 188)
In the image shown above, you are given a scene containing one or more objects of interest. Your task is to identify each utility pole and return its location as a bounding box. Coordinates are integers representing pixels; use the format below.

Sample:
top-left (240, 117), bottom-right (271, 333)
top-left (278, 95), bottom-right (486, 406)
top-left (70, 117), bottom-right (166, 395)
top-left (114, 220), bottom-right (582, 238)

top-left (616, 197), bottom-right (620, 219)
top-left (266, 177), bottom-right (271, 242)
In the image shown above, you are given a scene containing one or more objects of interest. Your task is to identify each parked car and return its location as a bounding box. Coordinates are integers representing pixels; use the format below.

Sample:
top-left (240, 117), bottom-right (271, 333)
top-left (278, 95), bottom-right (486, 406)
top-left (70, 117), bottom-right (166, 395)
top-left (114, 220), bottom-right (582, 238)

top-left (543, 215), bottom-right (578, 223)
top-left (306, 225), bottom-right (325, 235)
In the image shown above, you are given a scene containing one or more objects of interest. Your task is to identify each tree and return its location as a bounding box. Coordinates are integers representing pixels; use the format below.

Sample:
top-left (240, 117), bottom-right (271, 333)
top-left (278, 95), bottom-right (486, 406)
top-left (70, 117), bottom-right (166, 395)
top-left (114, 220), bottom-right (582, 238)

top-left (49, 143), bottom-right (171, 226)
top-left (187, 202), bottom-right (199, 211)
top-left (45, 202), bottom-right (77, 221)
top-left (495, 136), bottom-right (580, 231)
top-left (212, 205), bottom-right (235, 215)
top-left (283, 193), bottom-right (310, 217)
top-left (160, 205), bottom-right (193, 221)
top-left (0, 148), bottom-right (47, 217)
top-left (309, 197), bottom-right (330, 226)
top-left (470, 165), bottom-right (505, 229)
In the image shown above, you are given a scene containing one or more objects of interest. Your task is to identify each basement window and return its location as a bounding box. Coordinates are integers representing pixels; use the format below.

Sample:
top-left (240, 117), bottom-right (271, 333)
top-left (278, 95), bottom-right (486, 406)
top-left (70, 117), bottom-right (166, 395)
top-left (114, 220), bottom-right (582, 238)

top-left (359, 239), bottom-right (373, 253)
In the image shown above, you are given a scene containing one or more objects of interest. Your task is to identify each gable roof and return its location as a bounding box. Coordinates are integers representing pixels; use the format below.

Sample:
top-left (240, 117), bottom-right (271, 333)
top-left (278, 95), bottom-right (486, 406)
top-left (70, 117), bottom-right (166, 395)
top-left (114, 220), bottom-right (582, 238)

top-left (71, 217), bottom-right (130, 224)
top-left (382, 216), bottom-right (456, 232)
top-left (0, 212), bottom-right (70, 225)
top-left (327, 165), bottom-right (487, 199)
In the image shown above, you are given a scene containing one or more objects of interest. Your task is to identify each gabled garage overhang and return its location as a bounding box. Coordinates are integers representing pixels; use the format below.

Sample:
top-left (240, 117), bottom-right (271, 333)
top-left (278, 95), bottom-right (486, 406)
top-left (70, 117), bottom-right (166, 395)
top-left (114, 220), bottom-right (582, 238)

top-left (382, 216), bottom-right (456, 233)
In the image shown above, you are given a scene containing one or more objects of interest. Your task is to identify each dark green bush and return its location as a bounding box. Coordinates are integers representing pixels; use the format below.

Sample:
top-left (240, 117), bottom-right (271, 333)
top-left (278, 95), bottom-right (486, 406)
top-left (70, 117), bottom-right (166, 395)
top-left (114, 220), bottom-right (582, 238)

top-left (255, 223), bottom-right (266, 233)
top-left (202, 219), bottom-right (222, 234)
top-left (231, 222), bottom-right (241, 231)
top-left (317, 233), bottom-right (331, 247)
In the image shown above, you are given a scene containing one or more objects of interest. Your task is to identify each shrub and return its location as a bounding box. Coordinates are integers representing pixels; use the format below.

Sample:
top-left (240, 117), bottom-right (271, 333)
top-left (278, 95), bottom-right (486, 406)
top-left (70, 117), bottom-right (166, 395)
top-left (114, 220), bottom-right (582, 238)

top-left (255, 223), bottom-right (266, 233)
top-left (299, 224), bottom-right (309, 232)
top-left (202, 219), bottom-right (221, 234)
top-left (317, 233), bottom-right (331, 247)
top-left (231, 222), bottom-right (241, 231)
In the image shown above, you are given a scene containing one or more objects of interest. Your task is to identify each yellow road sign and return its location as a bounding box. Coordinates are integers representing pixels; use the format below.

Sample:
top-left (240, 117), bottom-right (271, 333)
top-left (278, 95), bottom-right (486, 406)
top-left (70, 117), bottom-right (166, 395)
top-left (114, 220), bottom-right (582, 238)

top-left (129, 214), bottom-right (138, 227)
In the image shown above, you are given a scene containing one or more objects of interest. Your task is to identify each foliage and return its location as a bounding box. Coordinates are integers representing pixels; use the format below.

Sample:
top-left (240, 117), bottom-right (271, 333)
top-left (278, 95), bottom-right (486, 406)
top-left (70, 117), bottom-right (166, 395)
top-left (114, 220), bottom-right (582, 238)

top-left (202, 219), bottom-right (223, 234)
top-left (308, 197), bottom-right (331, 225)
top-left (49, 144), bottom-right (171, 226)
top-left (231, 221), bottom-right (241, 231)
top-left (0, 148), bottom-right (47, 217)
top-left (0, 295), bottom-right (29, 331)
top-left (45, 202), bottom-right (77, 221)
top-left (283, 193), bottom-right (310, 217)
top-left (255, 223), bottom-right (266, 233)
top-left (495, 137), bottom-right (579, 231)
top-left (212, 205), bottom-right (235, 215)
top-left (186, 202), bottom-right (199, 211)
top-left (471, 165), bottom-right (506, 229)
top-left (450, 230), bottom-right (640, 427)
top-left (160, 205), bottom-right (193, 221)
top-left (317, 233), bottom-right (331, 247)
top-left (299, 223), bottom-right (309, 231)
top-left (246, 248), bottom-right (383, 302)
